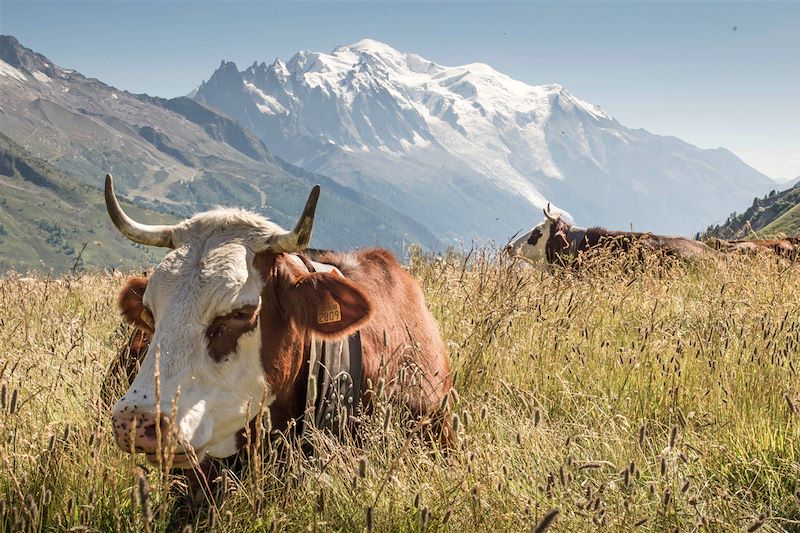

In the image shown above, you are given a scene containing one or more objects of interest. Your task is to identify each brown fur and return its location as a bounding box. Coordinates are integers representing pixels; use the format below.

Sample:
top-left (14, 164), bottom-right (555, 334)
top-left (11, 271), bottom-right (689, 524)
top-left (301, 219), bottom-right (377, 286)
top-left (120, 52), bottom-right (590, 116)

top-left (546, 219), bottom-right (716, 264)
top-left (102, 277), bottom-right (154, 407)
top-left (118, 277), bottom-right (154, 334)
top-left (709, 238), bottom-right (798, 257)
top-left (318, 249), bottom-right (452, 418)
top-left (205, 305), bottom-right (259, 362)
top-left (254, 249), bottom-right (453, 442)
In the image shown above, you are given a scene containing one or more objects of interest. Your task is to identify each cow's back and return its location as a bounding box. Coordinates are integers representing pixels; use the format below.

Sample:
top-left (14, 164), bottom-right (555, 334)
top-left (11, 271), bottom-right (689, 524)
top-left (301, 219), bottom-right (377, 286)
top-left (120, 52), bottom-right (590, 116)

top-left (638, 235), bottom-right (716, 260)
top-left (317, 249), bottom-right (451, 416)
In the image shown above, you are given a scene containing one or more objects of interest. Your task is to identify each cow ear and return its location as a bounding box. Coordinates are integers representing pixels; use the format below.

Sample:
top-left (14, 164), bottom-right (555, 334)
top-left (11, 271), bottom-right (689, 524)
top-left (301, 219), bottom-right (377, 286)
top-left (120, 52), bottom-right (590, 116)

top-left (281, 272), bottom-right (373, 339)
top-left (118, 277), bottom-right (154, 334)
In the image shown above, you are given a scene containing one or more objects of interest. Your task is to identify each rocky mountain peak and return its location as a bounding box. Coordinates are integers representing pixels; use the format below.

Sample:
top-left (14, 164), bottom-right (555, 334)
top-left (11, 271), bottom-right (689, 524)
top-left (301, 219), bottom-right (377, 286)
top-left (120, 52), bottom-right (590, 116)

top-left (0, 34), bottom-right (62, 78)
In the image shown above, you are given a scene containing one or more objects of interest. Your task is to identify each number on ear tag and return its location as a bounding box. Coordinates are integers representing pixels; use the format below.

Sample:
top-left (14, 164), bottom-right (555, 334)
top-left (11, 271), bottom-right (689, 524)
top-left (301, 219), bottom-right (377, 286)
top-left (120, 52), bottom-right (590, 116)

top-left (317, 293), bottom-right (342, 324)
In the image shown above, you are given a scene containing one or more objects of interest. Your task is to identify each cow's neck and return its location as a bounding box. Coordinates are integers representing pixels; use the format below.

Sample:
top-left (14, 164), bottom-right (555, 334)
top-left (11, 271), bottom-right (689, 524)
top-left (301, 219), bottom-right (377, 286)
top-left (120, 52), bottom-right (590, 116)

top-left (250, 252), bottom-right (361, 436)
top-left (253, 252), bottom-right (313, 431)
top-left (547, 225), bottom-right (587, 263)
top-left (262, 307), bottom-right (312, 431)
top-left (566, 226), bottom-right (588, 255)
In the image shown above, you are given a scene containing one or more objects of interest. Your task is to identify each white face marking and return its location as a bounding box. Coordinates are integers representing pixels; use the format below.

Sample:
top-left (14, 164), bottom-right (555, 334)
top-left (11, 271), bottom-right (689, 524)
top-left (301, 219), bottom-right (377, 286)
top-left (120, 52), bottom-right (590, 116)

top-left (111, 230), bottom-right (276, 462)
top-left (509, 217), bottom-right (553, 265)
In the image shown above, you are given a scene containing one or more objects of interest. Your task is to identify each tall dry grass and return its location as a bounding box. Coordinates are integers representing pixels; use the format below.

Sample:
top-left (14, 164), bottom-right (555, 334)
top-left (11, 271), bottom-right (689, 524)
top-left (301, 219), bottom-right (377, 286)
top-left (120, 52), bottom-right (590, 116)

top-left (1, 248), bottom-right (799, 531)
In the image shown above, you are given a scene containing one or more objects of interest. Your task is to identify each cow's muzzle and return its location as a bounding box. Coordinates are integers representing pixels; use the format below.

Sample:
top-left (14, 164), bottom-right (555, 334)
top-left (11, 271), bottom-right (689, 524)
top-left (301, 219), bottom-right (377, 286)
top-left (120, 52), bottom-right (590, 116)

top-left (111, 407), bottom-right (174, 456)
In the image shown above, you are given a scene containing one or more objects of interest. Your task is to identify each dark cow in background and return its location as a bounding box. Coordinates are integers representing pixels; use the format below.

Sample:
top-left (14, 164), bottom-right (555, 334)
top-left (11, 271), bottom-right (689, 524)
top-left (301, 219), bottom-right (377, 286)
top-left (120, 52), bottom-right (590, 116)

top-left (706, 237), bottom-right (799, 257)
top-left (103, 174), bottom-right (453, 470)
top-left (509, 204), bottom-right (716, 267)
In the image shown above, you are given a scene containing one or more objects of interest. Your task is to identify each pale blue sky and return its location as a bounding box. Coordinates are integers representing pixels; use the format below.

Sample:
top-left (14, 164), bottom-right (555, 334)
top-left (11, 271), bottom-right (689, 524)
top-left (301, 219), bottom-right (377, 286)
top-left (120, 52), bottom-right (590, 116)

top-left (1, 1), bottom-right (798, 180)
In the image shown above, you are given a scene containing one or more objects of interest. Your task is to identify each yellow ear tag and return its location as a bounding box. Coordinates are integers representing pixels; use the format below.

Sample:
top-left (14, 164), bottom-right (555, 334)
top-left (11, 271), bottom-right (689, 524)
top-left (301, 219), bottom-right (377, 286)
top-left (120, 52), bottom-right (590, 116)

top-left (317, 293), bottom-right (342, 324)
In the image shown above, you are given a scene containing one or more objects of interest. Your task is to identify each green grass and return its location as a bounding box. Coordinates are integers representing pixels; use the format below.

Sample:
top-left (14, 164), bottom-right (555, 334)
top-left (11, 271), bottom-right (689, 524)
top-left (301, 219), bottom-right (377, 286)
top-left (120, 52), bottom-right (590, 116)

top-left (1, 249), bottom-right (800, 531)
top-left (0, 173), bottom-right (174, 273)
top-left (764, 202), bottom-right (800, 237)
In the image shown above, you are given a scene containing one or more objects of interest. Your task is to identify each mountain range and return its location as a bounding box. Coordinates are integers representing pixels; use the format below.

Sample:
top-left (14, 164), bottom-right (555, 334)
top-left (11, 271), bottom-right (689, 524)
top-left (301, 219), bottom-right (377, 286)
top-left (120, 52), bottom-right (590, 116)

top-left (0, 35), bottom-right (438, 272)
top-left (0, 35), bottom-right (782, 271)
top-left (193, 39), bottom-right (775, 239)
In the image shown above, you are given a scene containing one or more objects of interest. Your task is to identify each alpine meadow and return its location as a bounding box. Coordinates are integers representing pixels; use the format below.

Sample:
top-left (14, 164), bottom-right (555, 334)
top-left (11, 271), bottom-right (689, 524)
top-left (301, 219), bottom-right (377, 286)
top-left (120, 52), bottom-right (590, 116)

top-left (1, 248), bottom-right (799, 531)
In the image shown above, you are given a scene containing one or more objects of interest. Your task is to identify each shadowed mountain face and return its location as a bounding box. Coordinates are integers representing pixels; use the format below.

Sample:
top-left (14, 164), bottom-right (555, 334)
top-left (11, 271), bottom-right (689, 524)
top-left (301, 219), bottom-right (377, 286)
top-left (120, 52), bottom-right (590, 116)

top-left (0, 35), bottom-right (440, 269)
top-left (194, 39), bottom-right (775, 239)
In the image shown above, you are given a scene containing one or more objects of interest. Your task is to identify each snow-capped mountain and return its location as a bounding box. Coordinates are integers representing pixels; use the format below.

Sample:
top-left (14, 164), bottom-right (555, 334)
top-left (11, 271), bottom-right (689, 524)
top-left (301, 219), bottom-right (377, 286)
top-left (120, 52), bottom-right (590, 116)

top-left (194, 39), bottom-right (774, 240)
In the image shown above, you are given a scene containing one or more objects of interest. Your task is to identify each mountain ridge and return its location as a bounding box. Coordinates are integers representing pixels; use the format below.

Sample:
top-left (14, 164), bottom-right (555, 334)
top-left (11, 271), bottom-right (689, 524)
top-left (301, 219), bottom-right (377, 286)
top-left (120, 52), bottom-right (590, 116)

top-left (194, 39), bottom-right (774, 239)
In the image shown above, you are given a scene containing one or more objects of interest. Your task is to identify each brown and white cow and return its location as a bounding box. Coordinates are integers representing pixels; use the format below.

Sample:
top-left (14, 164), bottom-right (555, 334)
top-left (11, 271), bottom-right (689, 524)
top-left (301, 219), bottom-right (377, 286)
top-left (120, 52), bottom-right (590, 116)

top-left (105, 175), bottom-right (452, 468)
top-left (508, 204), bottom-right (716, 267)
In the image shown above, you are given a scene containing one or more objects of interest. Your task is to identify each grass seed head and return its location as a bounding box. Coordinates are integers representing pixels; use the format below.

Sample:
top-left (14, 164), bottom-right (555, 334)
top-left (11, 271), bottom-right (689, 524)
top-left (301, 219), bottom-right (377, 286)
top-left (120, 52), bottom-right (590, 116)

top-left (366, 506), bottom-right (374, 532)
top-left (785, 394), bottom-right (797, 414)
top-left (532, 508), bottom-right (560, 533)
top-left (382, 404), bottom-right (392, 433)
top-left (9, 388), bottom-right (18, 415)
top-left (316, 490), bottom-right (325, 513)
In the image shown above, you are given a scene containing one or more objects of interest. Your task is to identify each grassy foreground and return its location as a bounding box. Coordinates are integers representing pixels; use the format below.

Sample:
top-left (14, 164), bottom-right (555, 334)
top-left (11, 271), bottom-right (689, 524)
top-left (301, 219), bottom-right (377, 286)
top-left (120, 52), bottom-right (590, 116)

top-left (1, 249), bottom-right (799, 532)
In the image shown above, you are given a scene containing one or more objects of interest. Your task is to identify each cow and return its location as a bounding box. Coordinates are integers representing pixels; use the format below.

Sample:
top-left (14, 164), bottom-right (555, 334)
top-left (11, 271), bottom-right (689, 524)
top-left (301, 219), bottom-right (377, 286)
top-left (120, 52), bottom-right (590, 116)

top-left (706, 237), bottom-right (799, 257)
top-left (104, 174), bottom-right (453, 470)
top-left (508, 204), bottom-right (716, 267)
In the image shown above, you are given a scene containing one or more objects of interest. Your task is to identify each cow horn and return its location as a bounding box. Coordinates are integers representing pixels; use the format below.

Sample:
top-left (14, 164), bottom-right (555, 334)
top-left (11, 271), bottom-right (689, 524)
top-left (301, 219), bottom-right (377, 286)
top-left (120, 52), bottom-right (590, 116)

top-left (268, 185), bottom-right (321, 253)
top-left (105, 174), bottom-right (175, 248)
top-left (543, 202), bottom-right (559, 223)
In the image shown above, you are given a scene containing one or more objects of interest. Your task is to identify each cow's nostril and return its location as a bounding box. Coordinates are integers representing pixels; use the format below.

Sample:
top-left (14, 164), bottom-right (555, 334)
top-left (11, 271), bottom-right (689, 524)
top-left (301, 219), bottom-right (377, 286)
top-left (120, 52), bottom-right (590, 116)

top-left (143, 423), bottom-right (157, 440)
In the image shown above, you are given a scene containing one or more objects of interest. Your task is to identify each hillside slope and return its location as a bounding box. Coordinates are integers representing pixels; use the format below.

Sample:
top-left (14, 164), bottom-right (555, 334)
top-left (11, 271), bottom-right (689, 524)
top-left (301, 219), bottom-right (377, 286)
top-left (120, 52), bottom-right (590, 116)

top-left (701, 181), bottom-right (800, 239)
top-left (0, 133), bottom-right (175, 272)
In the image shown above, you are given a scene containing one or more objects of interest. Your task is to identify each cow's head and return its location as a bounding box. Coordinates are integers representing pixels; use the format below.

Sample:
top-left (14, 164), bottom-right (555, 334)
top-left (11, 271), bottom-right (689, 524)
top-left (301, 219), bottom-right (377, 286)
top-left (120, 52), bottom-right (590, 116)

top-left (508, 203), bottom-right (571, 266)
top-left (106, 175), bottom-right (372, 468)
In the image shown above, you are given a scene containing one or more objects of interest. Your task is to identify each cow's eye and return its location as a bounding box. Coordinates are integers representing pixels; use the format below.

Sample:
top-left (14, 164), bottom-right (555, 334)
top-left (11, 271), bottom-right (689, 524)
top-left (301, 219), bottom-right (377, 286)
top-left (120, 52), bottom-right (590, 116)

top-left (222, 305), bottom-right (258, 324)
